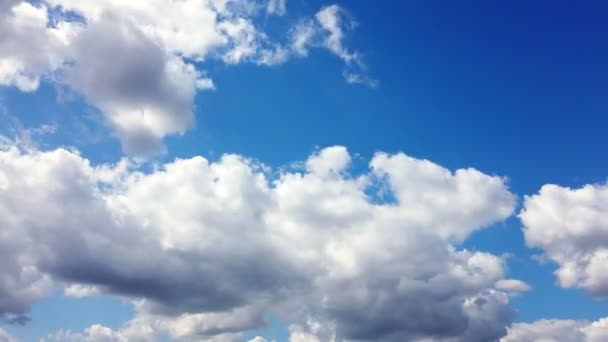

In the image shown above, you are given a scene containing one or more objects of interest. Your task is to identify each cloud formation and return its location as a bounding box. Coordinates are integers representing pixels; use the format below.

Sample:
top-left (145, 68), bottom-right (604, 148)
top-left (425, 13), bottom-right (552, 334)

top-left (501, 317), bottom-right (608, 342)
top-left (520, 183), bottom-right (608, 297)
top-left (0, 141), bottom-right (518, 341)
top-left (290, 5), bottom-right (376, 87)
top-left (0, 0), bottom-right (375, 156)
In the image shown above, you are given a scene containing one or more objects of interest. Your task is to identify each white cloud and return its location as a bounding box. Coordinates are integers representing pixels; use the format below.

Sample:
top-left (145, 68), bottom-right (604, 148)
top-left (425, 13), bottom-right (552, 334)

top-left (46, 0), bottom-right (228, 59)
top-left (370, 152), bottom-right (516, 243)
top-left (501, 317), bottom-right (608, 342)
top-left (0, 1), bottom-right (77, 91)
top-left (495, 279), bottom-right (531, 294)
top-left (266, 0), bottom-right (286, 16)
top-left (289, 327), bottom-right (323, 342)
top-left (218, 17), bottom-right (288, 66)
top-left (62, 15), bottom-right (206, 157)
top-left (0, 141), bottom-right (518, 341)
top-left (520, 183), bottom-right (608, 296)
top-left (304, 145), bottom-right (351, 177)
top-left (64, 284), bottom-right (102, 298)
top-left (343, 71), bottom-right (378, 88)
top-left (289, 4), bottom-right (376, 87)
top-left (1, 1), bottom-right (374, 156)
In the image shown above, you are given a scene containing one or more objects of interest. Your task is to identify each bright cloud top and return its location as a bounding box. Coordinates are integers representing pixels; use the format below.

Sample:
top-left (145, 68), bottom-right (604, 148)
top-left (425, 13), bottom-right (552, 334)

top-left (0, 0), bottom-right (374, 156)
top-left (0, 140), bottom-right (520, 341)
top-left (520, 183), bottom-right (608, 297)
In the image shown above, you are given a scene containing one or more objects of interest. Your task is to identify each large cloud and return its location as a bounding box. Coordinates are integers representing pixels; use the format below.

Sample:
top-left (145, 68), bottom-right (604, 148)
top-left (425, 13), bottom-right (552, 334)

top-left (0, 1), bottom-right (373, 156)
top-left (501, 317), bottom-right (608, 342)
top-left (0, 141), bottom-right (520, 341)
top-left (520, 183), bottom-right (608, 296)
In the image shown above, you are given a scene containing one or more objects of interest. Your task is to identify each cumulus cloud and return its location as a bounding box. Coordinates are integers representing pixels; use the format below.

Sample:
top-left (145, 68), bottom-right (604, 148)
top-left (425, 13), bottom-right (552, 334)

top-left (0, 1), bottom-right (375, 156)
top-left (520, 183), bottom-right (608, 297)
top-left (343, 71), bottom-right (379, 88)
top-left (0, 1), bottom-right (77, 91)
top-left (266, 0), bottom-right (286, 16)
top-left (62, 15), bottom-right (207, 156)
top-left (501, 317), bottom-right (608, 342)
top-left (0, 140), bottom-right (519, 341)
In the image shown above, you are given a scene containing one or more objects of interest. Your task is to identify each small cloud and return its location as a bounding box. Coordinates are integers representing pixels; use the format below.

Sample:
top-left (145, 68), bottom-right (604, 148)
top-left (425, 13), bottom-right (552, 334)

top-left (266, 0), bottom-right (286, 16)
top-left (343, 71), bottom-right (379, 88)
top-left (495, 279), bottom-right (531, 294)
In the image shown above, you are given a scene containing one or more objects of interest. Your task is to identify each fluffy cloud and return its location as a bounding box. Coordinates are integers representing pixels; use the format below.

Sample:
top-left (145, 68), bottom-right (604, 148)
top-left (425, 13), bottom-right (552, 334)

top-left (501, 317), bottom-right (608, 342)
top-left (62, 15), bottom-right (208, 156)
top-left (0, 142), bottom-right (517, 341)
top-left (0, 1), bottom-right (374, 156)
top-left (520, 184), bottom-right (608, 296)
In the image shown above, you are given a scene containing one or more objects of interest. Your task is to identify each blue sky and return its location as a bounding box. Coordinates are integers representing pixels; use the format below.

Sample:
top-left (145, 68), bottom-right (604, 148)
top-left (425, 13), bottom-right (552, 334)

top-left (1, 1), bottom-right (608, 341)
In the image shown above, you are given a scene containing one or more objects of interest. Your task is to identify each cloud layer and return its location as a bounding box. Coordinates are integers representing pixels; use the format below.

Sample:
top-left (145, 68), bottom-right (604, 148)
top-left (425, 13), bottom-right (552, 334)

top-left (0, 141), bottom-right (519, 341)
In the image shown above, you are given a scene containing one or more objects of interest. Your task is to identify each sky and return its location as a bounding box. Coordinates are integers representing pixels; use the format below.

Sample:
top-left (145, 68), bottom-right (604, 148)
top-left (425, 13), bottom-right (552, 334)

top-left (0, 0), bottom-right (608, 341)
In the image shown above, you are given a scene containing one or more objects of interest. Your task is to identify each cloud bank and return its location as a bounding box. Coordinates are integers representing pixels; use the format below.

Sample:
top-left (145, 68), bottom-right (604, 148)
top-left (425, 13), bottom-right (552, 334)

top-left (0, 141), bottom-right (519, 341)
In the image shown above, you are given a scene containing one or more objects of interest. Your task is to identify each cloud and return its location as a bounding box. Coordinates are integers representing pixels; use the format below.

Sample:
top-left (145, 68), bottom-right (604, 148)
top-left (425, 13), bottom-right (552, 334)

top-left (0, 1), bottom-right (375, 156)
top-left (290, 5), bottom-right (377, 87)
top-left (495, 279), bottom-right (531, 294)
top-left (0, 1), bottom-right (77, 91)
top-left (266, 0), bottom-right (286, 16)
top-left (501, 317), bottom-right (608, 342)
top-left (218, 17), bottom-right (288, 66)
top-left (248, 337), bottom-right (268, 342)
top-left (43, 323), bottom-right (154, 342)
top-left (64, 284), bottom-right (102, 298)
top-left (343, 71), bottom-right (379, 88)
top-left (520, 183), bottom-right (608, 297)
top-left (61, 14), bottom-right (207, 157)
top-left (0, 142), bottom-right (517, 341)
top-left (315, 5), bottom-right (357, 63)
